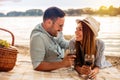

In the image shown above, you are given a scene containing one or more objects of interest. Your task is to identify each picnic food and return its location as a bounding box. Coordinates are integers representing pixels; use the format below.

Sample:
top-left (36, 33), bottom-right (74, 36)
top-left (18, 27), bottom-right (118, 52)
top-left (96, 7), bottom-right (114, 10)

top-left (0, 39), bottom-right (10, 48)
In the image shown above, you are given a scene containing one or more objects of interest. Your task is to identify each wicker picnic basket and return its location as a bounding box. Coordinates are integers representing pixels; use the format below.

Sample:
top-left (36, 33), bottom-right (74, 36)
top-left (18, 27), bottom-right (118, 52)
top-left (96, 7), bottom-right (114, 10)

top-left (0, 28), bottom-right (18, 72)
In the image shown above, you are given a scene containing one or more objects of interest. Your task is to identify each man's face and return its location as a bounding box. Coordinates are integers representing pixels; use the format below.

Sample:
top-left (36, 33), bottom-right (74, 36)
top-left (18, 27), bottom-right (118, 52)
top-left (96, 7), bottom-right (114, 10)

top-left (49, 17), bottom-right (65, 37)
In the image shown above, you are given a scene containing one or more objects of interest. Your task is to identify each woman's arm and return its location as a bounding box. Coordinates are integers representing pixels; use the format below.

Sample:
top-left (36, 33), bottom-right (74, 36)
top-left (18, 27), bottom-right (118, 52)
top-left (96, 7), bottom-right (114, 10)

top-left (95, 39), bottom-right (112, 68)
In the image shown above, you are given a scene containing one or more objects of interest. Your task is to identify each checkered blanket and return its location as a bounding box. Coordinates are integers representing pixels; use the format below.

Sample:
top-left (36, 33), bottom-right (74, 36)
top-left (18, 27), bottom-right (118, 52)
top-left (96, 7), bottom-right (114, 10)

top-left (0, 54), bottom-right (120, 80)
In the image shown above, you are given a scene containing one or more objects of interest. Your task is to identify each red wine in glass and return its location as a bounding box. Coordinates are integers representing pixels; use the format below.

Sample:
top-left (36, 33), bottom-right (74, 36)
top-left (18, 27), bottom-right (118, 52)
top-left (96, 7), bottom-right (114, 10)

top-left (67, 49), bottom-right (76, 56)
top-left (84, 54), bottom-right (94, 66)
top-left (85, 60), bottom-right (93, 66)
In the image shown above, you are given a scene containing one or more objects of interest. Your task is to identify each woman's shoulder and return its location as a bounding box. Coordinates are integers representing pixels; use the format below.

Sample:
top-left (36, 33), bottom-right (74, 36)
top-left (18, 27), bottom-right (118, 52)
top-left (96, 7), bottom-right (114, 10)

top-left (96, 39), bottom-right (105, 51)
top-left (96, 39), bottom-right (105, 46)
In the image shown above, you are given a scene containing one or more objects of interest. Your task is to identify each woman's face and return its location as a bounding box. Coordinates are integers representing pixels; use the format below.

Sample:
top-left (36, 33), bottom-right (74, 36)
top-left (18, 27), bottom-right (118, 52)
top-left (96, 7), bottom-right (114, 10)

top-left (75, 22), bottom-right (83, 41)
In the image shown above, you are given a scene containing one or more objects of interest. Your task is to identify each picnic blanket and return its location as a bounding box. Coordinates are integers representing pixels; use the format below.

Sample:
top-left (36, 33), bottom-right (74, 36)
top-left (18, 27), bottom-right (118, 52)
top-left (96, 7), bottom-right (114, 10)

top-left (0, 54), bottom-right (120, 80)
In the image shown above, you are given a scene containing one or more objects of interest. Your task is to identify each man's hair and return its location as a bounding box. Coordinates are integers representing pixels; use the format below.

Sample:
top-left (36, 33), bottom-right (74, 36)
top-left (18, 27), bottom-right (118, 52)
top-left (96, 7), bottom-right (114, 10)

top-left (43, 7), bottom-right (65, 22)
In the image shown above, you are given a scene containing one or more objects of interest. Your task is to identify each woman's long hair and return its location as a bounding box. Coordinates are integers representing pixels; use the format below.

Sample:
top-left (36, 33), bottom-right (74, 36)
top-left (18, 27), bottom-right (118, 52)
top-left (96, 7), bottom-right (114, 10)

top-left (75, 21), bottom-right (96, 67)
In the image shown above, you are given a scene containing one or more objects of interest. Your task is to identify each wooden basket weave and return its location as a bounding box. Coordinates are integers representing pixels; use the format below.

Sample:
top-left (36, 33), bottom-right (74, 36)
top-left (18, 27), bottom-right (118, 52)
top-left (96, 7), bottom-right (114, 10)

top-left (0, 28), bottom-right (18, 72)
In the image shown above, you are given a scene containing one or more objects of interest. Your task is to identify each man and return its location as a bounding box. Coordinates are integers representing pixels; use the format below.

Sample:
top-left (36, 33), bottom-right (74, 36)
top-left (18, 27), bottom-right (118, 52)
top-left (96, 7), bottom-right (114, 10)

top-left (30, 7), bottom-right (75, 71)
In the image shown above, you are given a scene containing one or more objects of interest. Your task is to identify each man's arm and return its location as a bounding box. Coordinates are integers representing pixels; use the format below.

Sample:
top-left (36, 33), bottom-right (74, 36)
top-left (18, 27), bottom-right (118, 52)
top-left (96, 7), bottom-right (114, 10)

top-left (35, 55), bottom-right (76, 71)
top-left (35, 61), bottom-right (64, 71)
top-left (55, 32), bottom-right (69, 49)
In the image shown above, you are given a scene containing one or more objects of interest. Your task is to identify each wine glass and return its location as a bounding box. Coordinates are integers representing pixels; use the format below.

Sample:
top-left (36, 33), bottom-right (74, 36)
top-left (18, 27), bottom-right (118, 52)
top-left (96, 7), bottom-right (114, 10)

top-left (83, 54), bottom-right (95, 80)
top-left (67, 49), bottom-right (76, 71)
top-left (84, 54), bottom-right (94, 67)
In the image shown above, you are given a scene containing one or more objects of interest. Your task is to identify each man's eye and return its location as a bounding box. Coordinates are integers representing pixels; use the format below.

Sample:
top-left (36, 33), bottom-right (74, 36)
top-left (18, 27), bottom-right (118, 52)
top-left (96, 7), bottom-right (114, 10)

top-left (59, 25), bottom-right (63, 27)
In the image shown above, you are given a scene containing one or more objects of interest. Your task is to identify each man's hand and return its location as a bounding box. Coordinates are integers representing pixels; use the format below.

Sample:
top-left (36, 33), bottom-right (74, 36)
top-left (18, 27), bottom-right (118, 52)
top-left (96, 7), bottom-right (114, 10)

top-left (62, 54), bottom-right (76, 67)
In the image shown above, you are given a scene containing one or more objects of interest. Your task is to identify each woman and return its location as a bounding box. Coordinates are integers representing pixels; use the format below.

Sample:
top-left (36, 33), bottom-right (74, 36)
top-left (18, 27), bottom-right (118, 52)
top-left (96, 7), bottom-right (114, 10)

top-left (69, 16), bottom-right (112, 80)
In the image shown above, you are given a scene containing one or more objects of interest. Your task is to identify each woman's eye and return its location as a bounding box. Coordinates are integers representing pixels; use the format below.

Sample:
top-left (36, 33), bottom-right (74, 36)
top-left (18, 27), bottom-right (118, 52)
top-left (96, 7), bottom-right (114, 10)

top-left (78, 28), bottom-right (82, 31)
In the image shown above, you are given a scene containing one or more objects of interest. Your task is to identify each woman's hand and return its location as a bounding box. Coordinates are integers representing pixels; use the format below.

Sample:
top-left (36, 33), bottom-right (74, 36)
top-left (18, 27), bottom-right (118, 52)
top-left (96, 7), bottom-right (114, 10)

top-left (75, 65), bottom-right (91, 75)
top-left (80, 65), bottom-right (91, 75)
top-left (88, 67), bottom-right (99, 79)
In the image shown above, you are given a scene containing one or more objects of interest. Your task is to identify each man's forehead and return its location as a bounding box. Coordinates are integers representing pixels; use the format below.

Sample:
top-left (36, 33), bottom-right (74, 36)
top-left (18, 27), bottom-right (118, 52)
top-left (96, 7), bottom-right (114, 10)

top-left (56, 17), bottom-right (65, 23)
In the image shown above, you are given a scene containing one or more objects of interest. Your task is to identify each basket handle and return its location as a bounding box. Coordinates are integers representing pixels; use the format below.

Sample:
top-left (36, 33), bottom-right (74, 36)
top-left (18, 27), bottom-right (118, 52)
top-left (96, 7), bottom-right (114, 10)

top-left (0, 28), bottom-right (15, 46)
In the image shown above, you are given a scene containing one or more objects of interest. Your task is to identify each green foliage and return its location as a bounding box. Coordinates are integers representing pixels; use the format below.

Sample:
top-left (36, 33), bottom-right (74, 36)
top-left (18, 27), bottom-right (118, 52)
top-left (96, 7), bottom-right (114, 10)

top-left (0, 5), bottom-right (120, 17)
top-left (7, 11), bottom-right (25, 16)
top-left (6, 9), bottom-right (43, 17)
top-left (0, 13), bottom-right (5, 17)
top-left (96, 5), bottom-right (119, 16)
top-left (25, 9), bottom-right (43, 16)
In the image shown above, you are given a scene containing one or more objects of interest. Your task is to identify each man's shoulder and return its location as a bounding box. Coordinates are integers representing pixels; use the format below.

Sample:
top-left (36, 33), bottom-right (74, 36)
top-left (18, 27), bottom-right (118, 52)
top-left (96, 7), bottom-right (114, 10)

top-left (31, 24), bottom-right (43, 36)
